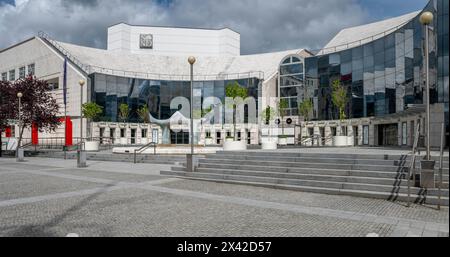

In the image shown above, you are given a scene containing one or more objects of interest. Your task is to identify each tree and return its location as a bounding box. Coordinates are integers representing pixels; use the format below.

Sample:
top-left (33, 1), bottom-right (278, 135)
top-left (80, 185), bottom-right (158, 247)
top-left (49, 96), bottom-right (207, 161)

top-left (225, 82), bottom-right (248, 140)
top-left (331, 79), bottom-right (348, 121)
top-left (0, 80), bottom-right (13, 157)
top-left (137, 104), bottom-right (149, 123)
top-left (118, 103), bottom-right (130, 123)
top-left (299, 99), bottom-right (313, 122)
top-left (261, 106), bottom-right (277, 139)
top-left (82, 102), bottom-right (103, 139)
top-left (261, 106), bottom-right (277, 125)
top-left (277, 98), bottom-right (289, 136)
top-left (4, 76), bottom-right (60, 152)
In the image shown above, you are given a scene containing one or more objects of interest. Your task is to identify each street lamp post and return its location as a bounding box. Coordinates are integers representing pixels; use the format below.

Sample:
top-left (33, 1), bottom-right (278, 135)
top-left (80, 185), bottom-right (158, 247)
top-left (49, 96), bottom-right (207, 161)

top-left (77, 79), bottom-right (87, 168)
top-left (419, 11), bottom-right (436, 189)
top-left (420, 11), bottom-right (433, 161)
top-left (16, 92), bottom-right (23, 162)
top-left (187, 56), bottom-right (196, 172)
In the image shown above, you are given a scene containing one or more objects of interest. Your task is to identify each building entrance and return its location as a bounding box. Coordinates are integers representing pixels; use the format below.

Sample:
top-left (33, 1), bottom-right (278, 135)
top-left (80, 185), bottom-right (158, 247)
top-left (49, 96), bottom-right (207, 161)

top-left (170, 131), bottom-right (189, 145)
top-left (378, 124), bottom-right (398, 146)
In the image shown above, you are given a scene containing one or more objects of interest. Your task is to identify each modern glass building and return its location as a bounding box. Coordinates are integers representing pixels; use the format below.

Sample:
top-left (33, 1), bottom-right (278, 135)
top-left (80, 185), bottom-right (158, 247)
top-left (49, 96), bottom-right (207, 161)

top-left (291, 0), bottom-right (448, 129)
top-left (1, 0), bottom-right (448, 147)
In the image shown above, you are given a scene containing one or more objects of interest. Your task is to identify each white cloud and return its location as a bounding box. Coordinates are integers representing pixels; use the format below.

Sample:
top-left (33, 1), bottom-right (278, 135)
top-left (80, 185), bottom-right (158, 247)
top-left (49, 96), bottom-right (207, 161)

top-left (0, 0), bottom-right (368, 54)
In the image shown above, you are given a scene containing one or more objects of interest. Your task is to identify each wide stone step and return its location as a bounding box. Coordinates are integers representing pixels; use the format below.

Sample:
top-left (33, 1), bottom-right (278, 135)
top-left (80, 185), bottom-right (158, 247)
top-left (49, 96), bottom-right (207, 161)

top-left (169, 167), bottom-right (449, 197)
top-left (160, 170), bottom-right (449, 206)
top-left (200, 158), bottom-right (411, 172)
top-left (184, 167), bottom-right (450, 189)
top-left (205, 154), bottom-right (449, 168)
top-left (196, 163), bottom-right (450, 180)
top-left (216, 151), bottom-right (450, 161)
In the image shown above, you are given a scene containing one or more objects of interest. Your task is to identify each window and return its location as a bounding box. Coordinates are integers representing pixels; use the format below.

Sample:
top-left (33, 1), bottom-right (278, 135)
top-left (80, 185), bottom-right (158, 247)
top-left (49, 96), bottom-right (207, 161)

top-left (48, 83), bottom-right (59, 91)
top-left (27, 63), bottom-right (35, 76)
top-left (120, 129), bottom-right (126, 138)
top-left (1, 72), bottom-right (6, 81)
top-left (9, 70), bottom-right (15, 81)
top-left (141, 129), bottom-right (148, 138)
top-left (402, 122), bottom-right (408, 145)
top-left (205, 131), bottom-right (211, 138)
top-left (19, 67), bottom-right (26, 79)
top-left (216, 132), bottom-right (221, 144)
top-left (363, 125), bottom-right (369, 145)
top-left (279, 55), bottom-right (304, 116)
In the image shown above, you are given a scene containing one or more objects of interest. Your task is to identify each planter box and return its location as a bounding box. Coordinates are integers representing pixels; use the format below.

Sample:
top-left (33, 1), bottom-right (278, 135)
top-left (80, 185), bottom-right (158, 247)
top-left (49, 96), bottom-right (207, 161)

top-left (347, 136), bottom-right (354, 146)
top-left (223, 141), bottom-right (247, 151)
top-left (333, 136), bottom-right (348, 147)
top-left (84, 141), bottom-right (100, 152)
top-left (278, 137), bottom-right (288, 146)
top-left (261, 137), bottom-right (278, 150)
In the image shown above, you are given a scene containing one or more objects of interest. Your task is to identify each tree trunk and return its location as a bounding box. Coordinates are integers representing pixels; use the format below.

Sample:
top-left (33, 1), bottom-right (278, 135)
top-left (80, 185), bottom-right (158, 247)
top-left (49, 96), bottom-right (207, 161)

top-left (0, 129), bottom-right (2, 157)
top-left (16, 125), bottom-right (25, 157)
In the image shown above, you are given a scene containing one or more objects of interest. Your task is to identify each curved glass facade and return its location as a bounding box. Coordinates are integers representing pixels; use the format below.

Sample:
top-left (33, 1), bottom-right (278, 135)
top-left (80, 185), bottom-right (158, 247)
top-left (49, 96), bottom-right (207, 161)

top-left (90, 73), bottom-right (261, 122)
top-left (279, 55), bottom-right (305, 116)
top-left (297, 0), bottom-right (448, 123)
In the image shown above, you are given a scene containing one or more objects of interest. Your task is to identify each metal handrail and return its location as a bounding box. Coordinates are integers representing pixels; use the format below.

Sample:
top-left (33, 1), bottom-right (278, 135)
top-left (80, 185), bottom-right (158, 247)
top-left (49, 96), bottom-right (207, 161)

top-left (89, 65), bottom-right (265, 81)
top-left (438, 123), bottom-right (445, 210)
top-left (407, 123), bottom-right (421, 207)
top-left (134, 142), bottom-right (157, 164)
top-left (299, 134), bottom-right (333, 146)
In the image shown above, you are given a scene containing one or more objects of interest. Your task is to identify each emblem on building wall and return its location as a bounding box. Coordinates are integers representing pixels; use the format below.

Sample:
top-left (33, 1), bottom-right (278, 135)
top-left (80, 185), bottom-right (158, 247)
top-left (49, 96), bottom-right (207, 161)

top-left (140, 34), bottom-right (153, 49)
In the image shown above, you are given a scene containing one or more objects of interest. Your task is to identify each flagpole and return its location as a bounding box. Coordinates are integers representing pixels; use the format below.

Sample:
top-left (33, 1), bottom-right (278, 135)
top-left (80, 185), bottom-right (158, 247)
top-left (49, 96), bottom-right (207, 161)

top-left (63, 57), bottom-right (67, 160)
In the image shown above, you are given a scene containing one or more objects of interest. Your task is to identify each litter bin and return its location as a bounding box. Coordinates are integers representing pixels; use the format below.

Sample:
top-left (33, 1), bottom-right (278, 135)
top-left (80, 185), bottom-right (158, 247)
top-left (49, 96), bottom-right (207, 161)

top-left (420, 160), bottom-right (436, 188)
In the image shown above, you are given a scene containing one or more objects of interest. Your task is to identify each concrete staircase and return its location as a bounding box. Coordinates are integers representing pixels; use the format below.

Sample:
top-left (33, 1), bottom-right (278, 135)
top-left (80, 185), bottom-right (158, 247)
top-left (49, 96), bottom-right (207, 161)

top-left (26, 150), bottom-right (187, 165)
top-left (161, 151), bottom-right (449, 206)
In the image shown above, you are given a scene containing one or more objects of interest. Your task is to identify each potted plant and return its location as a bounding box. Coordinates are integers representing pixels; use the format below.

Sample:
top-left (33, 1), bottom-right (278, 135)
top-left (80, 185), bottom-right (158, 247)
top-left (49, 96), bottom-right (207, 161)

top-left (118, 103), bottom-right (130, 145)
top-left (277, 99), bottom-right (289, 145)
top-left (223, 82), bottom-right (248, 151)
top-left (137, 104), bottom-right (150, 145)
top-left (81, 102), bottom-right (103, 151)
top-left (260, 106), bottom-right (278, 150)
top-left (330, 80), bottom-right (349, 146)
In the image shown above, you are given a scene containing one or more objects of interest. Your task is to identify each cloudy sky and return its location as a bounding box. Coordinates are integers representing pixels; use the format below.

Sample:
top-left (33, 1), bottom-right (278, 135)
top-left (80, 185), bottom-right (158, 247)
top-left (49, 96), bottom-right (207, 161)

top-left (0, 0), bottom-right (427, 55)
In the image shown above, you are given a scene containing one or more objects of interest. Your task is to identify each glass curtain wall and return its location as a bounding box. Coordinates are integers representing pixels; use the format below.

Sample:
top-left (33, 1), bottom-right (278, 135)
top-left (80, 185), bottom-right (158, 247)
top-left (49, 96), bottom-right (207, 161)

top-left (300, 0), bottom-right (447, 121)
top-left (90, 73), bottom-right (261, 123)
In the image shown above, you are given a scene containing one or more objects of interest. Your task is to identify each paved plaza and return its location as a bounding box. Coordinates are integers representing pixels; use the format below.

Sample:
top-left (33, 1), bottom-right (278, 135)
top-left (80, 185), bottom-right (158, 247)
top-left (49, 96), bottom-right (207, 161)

top-left (0, 156), bottom-right (448, 237)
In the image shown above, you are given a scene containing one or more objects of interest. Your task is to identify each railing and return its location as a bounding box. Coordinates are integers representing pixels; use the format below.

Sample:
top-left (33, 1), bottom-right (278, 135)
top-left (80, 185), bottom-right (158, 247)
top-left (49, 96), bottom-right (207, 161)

top-left (89, 66), bottom-right (265, 81)
top-left (134, 142), bottom-right (157, 164)
top-left (438, 123), bottom-right (445, 210)
top-left (38, 31), bottom-right (91, 74)
top-left (407, 123), bottom-right (421, 207)
top-left (19, 137), bottom-right (115, 151)
top-left (298, 135), bottom-right (334, 147)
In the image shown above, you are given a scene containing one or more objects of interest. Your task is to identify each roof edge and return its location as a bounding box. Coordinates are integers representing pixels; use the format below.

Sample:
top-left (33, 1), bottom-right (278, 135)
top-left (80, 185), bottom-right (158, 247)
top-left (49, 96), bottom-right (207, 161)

top-left (0, 36), bottom-right (36, 54)
top-left (107, 22), bottom-right (240, 35)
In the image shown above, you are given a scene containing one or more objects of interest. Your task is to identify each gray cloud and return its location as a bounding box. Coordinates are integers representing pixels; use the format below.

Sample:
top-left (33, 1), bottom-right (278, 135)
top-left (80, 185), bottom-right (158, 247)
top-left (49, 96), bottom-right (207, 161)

top-left (0, 0), bottom-right (368, 54)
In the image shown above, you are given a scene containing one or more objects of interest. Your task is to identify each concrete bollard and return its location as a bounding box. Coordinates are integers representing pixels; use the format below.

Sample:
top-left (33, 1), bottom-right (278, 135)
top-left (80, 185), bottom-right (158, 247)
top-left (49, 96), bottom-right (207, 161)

top-left (77, 150), bottom-right (87, 168)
